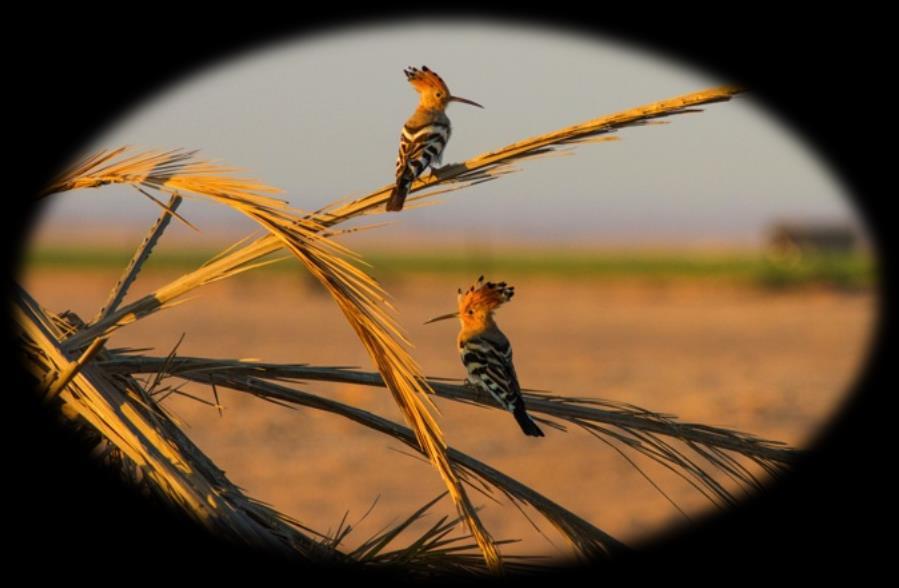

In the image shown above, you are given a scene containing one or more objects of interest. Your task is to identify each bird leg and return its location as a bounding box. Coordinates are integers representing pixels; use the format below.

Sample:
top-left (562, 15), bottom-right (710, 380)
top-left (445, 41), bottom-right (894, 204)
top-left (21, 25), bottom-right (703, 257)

top-left (430, 163), bottom-right (465, 180)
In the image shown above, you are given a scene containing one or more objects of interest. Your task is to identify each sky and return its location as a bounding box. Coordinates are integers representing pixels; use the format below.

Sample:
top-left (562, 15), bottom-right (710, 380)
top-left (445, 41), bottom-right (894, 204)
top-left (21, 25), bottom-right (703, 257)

top-left (30, 19), bottom-right (862, 248)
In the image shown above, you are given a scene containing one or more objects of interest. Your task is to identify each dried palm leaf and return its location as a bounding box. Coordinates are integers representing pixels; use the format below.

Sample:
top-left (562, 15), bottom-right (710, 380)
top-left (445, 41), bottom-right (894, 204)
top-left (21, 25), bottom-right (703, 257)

top-left (102, 354), bottom-right (796, 511)
top-left (43, 147), bottom-right (501, 569)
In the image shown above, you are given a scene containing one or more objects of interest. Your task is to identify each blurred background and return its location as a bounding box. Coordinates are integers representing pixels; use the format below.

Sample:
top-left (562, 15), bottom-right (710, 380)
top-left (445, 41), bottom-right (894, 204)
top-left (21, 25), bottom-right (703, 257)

top-left (22, 20), bottom-right (876, 558)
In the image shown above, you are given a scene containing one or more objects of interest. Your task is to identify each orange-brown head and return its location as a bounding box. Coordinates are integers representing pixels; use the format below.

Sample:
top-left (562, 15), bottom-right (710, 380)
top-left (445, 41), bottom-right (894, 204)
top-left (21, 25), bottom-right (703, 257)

top-left (425, 275), bottom-right (514, 333)
top-left (404, 65), bottom-right (484, 111)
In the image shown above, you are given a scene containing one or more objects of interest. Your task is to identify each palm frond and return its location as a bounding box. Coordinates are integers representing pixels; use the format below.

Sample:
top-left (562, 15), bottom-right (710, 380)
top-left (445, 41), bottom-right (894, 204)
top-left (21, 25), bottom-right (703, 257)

top-left (43, 147), bottom-right (500, 569)
top-left (102, 354), bottom-right (795, 513)
top-left (39, 147), bottom-right (286, 209)
top-left (101, 355), bottom-right (793, 463)
top-left (92, 192), bottom-right (183, 323)
top-left (154, 367), bottom-right (628, 559)
top-left (252, 215), bottom-right (502, 570)
top-left (334, 493), bottom-right (546, 575)
top-left (32, 84), bottom-right (751, 571)
top-left (13, 288), bottom-right (343, 561)
top-left (314, 85), bottom-right (743, 222)
top-left (17, 297), bottom-right (552, 574)
top-left (62, 85), bottom-right (744, 354)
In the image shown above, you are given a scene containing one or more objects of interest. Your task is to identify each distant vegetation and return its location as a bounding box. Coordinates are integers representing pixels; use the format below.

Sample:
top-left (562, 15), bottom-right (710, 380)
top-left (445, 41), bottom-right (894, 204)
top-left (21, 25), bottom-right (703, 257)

top-left (25, 246), bottom-right (875, 290)
top-left (756, 252), bottom-right (874, 290)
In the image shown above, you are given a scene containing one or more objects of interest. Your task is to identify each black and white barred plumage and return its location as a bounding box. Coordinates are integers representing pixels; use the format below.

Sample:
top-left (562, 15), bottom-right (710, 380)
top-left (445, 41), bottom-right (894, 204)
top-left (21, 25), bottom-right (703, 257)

top-left (460, 330), bottom-right (544, 437)
top-left (387, 116), bottom-right (450, 211)
top-left (386, 65), bottom-right (481, 212)
top-left (426, 276), bottom-right (543, 437)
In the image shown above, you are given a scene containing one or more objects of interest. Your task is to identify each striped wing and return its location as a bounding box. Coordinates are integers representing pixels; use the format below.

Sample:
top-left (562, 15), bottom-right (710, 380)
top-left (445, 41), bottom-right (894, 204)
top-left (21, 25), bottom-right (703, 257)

top-left (395, 121), bottom-right (451, 190)
top-left (460, 335), bottom-right (524, 412)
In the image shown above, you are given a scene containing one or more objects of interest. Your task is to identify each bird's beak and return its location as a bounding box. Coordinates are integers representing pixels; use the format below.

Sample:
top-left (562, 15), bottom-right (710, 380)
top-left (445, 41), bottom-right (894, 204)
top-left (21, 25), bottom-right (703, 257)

top-left (424, 312), bottom-right (459, 325)
top-left (449, 95), bottom-right (484, 108)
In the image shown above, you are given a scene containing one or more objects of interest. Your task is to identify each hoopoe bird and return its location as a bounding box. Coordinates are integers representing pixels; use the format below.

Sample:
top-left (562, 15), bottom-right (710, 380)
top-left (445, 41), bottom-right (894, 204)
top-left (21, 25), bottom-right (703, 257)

top-left (386, 65), bottom-right (483, 212)
top-left (425, 276), bottom-right (545, 437)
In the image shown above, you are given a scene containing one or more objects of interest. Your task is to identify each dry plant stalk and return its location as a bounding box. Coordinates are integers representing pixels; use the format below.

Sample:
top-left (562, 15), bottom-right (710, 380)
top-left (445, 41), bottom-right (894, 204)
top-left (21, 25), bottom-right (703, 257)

top-left (104, 354), bottom-right (793, 510)
top-left (200, 371), bottom-right (628, 558)
top-left (93, 192), bottom-right (183, 323)
top-left (16, 289), bottom-right (343, 560)
top-left (22, 84), bottom-right (761, 571)
top-left (40, 151), bottom-right (503, 567)
top-left (63, 85), bottom-right (744, 351)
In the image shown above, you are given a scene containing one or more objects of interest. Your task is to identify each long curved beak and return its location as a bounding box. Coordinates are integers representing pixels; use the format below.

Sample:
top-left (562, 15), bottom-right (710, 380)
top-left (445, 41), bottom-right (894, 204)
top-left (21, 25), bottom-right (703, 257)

top-left (449, 95), bottom-right (484, 108)
top-left (424, 312), bottom-right (458, 325)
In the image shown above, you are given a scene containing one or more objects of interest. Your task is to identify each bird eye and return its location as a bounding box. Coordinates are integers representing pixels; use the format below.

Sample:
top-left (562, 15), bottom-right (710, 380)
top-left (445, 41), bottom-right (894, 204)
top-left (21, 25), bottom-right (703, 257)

top-left (467, 309), bottom-right (474, 315)
top-left (436, 92), bottom-right (443, 97)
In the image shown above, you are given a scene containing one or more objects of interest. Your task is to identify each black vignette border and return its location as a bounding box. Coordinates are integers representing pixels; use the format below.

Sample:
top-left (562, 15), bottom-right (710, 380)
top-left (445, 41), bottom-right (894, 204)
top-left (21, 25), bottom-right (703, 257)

top-left (7, 5), bottom-right (892, 581)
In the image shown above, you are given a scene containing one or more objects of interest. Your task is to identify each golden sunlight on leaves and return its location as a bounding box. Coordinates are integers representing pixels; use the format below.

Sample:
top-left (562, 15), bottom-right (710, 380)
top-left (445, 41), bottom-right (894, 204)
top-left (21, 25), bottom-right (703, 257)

top-left (14, 84), bottom-right (796, 575)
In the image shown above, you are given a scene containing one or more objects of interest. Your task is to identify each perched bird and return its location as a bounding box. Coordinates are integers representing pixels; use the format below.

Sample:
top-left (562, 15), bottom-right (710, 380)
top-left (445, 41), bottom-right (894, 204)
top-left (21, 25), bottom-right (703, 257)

top-left (387, 65), bottom-right (483, 212)
top-left (425, 276), bottom-right (544, 437)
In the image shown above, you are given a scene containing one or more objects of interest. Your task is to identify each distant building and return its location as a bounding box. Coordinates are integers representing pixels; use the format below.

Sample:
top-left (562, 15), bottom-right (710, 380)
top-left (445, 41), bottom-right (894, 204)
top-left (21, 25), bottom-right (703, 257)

top-left (767, 221), bottom-right (859, 256)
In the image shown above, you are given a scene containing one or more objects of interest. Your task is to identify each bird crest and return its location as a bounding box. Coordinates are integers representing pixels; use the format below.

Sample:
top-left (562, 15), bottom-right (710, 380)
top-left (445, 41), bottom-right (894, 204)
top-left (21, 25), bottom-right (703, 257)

top-left (458, 275), bottom-right (515, 314)
top-left (404, 65), bottom-right (450, 96)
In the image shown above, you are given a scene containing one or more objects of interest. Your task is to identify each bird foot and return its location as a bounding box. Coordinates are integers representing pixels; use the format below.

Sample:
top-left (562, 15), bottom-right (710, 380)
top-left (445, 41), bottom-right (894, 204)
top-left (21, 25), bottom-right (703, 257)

top-left (430, 163), bottom-right (462, 180)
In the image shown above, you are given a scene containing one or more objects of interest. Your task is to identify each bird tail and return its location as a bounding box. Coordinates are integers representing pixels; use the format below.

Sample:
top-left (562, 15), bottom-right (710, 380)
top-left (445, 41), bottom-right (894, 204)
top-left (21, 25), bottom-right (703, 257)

top-left (513, 404), bottom-right (545, 437)
top-left (386, 183), bottom-right (408, 212)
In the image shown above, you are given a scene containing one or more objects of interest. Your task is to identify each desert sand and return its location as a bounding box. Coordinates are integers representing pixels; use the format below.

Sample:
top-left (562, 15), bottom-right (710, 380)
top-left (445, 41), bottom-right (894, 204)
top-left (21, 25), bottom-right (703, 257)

top-left (21, 268), bottom-right (876, 558)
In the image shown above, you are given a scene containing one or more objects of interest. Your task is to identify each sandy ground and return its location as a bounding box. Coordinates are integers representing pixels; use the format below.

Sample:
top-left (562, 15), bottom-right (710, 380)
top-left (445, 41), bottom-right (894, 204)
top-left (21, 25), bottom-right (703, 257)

top-left (21, 268), bottom-right (876, 559)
